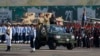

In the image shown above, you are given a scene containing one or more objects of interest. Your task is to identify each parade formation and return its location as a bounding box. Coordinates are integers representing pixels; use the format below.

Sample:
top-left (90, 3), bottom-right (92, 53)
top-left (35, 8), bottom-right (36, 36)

top-left (0, 12), bottom-right (100, 52)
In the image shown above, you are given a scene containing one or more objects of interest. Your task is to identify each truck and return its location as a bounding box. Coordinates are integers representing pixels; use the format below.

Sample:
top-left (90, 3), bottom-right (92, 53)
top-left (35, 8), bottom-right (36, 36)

top-left (35, 24), bottom-right (76, 50)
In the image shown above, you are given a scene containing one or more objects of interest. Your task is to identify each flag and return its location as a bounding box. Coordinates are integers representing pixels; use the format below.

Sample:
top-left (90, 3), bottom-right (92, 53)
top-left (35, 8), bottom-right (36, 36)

top-left (82, 8), bottom-right (86, 27)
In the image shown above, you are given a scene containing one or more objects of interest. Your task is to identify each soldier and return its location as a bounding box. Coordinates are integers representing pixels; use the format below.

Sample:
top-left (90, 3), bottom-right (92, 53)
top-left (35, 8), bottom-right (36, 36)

top-left (85, 29), bottom-right (91, 48)
top-left (82, 24), bottom-right (91, 48)
top-left (18, 24), bottom-right (23, 43)
top-left (44, 13), bottom-right (52, 25)
top-left (5, 23), bottom-right (12, 51)
top-left (12, 24), bottom-right (16, 43)
top-left (50, 14), bottom-right (56, 24)
top-left (77, 28), bottom-right (82, 47)
top-left (93, 28), bottom-right (100, 47)
top-left (81, 27), bottom-right (85, 47)
top-left (15, 24), bottom-right (20, 44)
top-left (0, 24), bottom-right (2, 43)
top-left (1, 24), bottom-right (7, 43)
top-left (30, 23), bottom-right (37, 52)
top-left (20, 24), bottom-right (23, 43)
top-left (22, 24), bottom-right (27, 43)
top-left (55, 16), bottom-right (64, 26)
top-left (26, 24), bottom-right (31, 44)
top-left (38, 13), bottom-right (45, 25)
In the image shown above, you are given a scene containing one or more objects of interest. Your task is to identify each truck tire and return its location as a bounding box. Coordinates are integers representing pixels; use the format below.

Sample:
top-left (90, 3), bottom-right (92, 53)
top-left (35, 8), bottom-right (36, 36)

top-left (48, 40), bottom-right (57, 50)
top-left (35, 44), bottom-right (41, 49)
top-left (66, 43), bottom-right (73, 50)
top-left (35, 40), bottom-right (41, 49)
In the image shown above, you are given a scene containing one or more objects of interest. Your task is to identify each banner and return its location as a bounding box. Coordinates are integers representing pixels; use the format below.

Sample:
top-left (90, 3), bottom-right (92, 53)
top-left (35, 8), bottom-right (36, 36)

top-left (77, 7), bottom-right (95, 21)
top-left (27, 7), bottom-right (48, 17)
top-left (0, 8), bottom-right (12, 23)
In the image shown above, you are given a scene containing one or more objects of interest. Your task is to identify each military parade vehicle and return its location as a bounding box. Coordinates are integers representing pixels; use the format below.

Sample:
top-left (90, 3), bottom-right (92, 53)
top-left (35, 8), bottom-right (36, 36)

top-left (35, 24), bottom-right (76, 50)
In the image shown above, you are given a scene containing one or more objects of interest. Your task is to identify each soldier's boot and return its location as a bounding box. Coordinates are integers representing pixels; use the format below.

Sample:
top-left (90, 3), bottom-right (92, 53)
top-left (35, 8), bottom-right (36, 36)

top-left (31, 48), bottom-right (35, 52)
top-left (8, 46), bottom-right (11, 51)
top-left (6, 46), bottom-right (9, 51)
top-left (6, 46), bottom-right (11, 51)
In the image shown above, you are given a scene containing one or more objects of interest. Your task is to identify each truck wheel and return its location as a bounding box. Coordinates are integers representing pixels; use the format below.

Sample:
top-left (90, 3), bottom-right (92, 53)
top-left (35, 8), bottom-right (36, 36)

top-left (66, 43), bottom-right (73, 50)
top-left (35, 41), bottom-right (41, 49)
top-left (35, 44), bottom-right (41, 49)
top-left (48, 40), bottom-right (57, 50)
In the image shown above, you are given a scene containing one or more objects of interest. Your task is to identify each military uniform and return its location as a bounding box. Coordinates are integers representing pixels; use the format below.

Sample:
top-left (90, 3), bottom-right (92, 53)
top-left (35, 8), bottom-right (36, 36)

top-left (93, 28), bottom-right (100, 47)
top-left (20, 25), bottom-right (23, 43)
top-left (26, 25), bottom-right (31, 43)
top-left (55, 17), bottom-right (64, 26)
top-left (30, 24), bottom-right (37, 52)
top-left (5, 23), bottom-right (12, 51)
top-left (22, 25), bottom-right (27, 43)
top-left (12, 25), bottom-right (16, 43)
top-left (18, 25), bottom-right (22, 43)
top-left (1, 25), bottom-right (6, 43)
top-left (15, 25), bottom-right (19, 43)
top-left (0, 25), bottom-right (2, 43)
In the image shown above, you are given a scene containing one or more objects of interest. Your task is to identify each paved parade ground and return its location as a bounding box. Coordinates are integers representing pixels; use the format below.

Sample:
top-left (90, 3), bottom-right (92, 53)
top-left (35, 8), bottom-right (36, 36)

top-left (0, 44), bottom-right (100, 56)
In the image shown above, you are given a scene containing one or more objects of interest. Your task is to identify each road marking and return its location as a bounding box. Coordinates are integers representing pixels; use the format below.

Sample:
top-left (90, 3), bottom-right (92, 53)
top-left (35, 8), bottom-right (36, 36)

top-left (37, 50), bottom-right (88, 52)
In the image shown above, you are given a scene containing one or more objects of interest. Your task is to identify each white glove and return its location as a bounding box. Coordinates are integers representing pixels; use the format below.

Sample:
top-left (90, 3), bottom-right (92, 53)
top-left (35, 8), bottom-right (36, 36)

top-left (91, 37), bottom-right (94, 39)
top-left (33, 39), bottom-right (35, 42)
top-left (26, 33), bottom-right (28, 36)
top-left (99, 36), bottom-right (100, 38)
top-left (76, 36), bottom-right (78, 39)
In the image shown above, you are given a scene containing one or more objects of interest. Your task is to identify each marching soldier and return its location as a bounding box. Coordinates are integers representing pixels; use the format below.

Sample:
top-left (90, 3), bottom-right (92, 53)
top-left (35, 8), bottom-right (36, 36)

top-left (0, 24), bottom-right (2, 43)
top-left (12, 24), bottom-right (16, 43)
top-left (20, 24), bottom-right (23, 43)
top-left (5, 23), bottom-right (12, 51)
top-left (22, 24), bottom-right (27, 44)
top-left (30, 24), bottom-right (37, 52)
top-left (26, 24), bottom-right (31, 44)
top-left (17, 24), bottom-right (22, 43)
top-left (15, 24), bottom-right (20, 44)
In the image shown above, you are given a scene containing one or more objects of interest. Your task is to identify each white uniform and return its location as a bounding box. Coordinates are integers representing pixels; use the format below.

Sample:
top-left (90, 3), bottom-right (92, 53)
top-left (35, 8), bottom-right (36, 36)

top-left (0, 26), bottom-right (2, 42)
top-left (30, 27), bottom-right (36, 52)
top-left (5, 27), bottom-right (12, 46)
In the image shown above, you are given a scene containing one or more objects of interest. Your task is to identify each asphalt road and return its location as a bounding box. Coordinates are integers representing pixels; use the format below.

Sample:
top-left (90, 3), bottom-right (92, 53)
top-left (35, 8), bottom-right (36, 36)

top-left (0, 44), bottom-right (100, 56)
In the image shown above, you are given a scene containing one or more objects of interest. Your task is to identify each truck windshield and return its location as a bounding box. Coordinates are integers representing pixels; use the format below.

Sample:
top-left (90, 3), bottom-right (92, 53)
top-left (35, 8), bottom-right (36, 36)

top-left (50, 25), bottom-right (66, 33)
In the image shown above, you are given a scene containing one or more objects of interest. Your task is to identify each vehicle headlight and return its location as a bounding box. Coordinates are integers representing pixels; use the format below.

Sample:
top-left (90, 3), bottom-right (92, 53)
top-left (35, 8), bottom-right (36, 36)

top-left (66, 39), bottom-right (69, 41)
top-left (56, 35), bottom-right (61, 39)
top-left (99, 36), bottom-right (100, 38)
top-left (71, 35), bottom-right (75, 39)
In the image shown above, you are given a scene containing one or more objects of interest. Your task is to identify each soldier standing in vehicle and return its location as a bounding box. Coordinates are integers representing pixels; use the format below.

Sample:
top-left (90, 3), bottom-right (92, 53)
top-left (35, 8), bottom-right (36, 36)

top-left (44, 13), bottom-right (52, 25)
top-left (50, 14), bottom-right (56, 24)
top-left (5, 23), bottom-right (12, 51)
top-left (38, 13), bottom-right (45, 25)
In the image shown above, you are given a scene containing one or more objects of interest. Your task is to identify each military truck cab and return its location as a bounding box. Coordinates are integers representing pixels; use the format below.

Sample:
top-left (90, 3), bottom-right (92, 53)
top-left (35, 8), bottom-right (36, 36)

top-left (47, 24), bottom-right (76, 50)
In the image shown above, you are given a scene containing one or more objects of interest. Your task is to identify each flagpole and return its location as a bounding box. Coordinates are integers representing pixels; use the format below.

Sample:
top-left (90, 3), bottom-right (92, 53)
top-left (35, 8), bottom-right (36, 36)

top-left (81, 0), bottom-right (86, 27)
